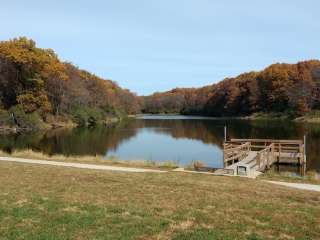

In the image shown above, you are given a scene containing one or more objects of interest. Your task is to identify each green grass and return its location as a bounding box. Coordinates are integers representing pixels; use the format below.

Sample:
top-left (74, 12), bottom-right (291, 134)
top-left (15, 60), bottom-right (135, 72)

top-left (0, 162), bottom-right (319, 240)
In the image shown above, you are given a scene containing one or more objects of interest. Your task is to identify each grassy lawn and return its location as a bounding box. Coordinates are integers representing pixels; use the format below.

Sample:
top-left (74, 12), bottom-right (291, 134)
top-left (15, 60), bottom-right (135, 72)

top-left (0, 162), bottom-right (319, 240)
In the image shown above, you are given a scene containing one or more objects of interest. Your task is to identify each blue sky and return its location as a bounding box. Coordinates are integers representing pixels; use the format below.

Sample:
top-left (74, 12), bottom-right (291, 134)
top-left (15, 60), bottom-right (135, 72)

top-left (1, 0), bottom-right (319, 95)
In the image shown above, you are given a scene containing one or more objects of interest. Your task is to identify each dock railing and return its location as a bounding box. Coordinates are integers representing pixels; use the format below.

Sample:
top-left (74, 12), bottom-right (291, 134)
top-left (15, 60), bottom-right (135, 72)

top-left (229, 139), bottom-right (305, 165)
top-left (256, 143), bottom-right (275, 171)
top-left (223, 142), bottom-right (251, 164)
top-left (220, 138), bottom-right (305, 176)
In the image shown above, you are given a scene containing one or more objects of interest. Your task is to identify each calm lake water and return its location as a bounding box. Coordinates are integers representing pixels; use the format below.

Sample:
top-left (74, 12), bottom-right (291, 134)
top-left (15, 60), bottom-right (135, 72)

top-left (1, 115), bottom-right (320, 173)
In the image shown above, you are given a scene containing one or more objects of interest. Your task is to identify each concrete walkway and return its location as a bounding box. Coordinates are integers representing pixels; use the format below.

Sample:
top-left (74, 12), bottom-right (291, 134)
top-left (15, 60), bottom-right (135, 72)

top-left (265, 180), bottom-right (320, 192)
top-left (0, 157), bottom-right (166, 173)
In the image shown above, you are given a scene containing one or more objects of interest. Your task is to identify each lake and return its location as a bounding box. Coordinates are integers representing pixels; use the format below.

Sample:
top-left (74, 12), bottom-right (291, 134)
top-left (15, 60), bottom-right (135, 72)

top-left (1, 115), bottom-right (319, 174)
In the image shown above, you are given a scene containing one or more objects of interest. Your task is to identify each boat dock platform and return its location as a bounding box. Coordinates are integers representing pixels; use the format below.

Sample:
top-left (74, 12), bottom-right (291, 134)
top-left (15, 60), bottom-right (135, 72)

top-left (215, 138), bottom-right (306, 178)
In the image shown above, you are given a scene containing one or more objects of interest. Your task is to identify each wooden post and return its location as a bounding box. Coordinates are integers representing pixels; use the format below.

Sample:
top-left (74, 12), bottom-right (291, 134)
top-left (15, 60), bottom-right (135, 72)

top-left (303, 135), bottom-right (307, 165)
top-left (299, 143), bottom-right (303, 165)
top-left (223, 125), bottom-right (227, 168)
top-left (257, 153), bottom-right (261, 171)
top-left (278, 143), bottom-right (281, 162)
top-left (271, 143), bottom-right (274, 164)
top-left (302, 159), bottom-right (306, 176)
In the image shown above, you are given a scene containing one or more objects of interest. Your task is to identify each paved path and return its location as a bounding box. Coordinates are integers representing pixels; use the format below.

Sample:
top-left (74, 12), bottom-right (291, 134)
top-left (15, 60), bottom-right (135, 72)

top-left (265, 180), bottom-right (320, 192)
top-left (0, 157), bottom-right (166, 173)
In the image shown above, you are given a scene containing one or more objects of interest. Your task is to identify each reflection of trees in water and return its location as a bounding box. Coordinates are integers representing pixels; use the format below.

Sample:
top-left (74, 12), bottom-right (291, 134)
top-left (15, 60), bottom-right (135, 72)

top-left (130, 119), bottom-right (225, 148)
top-left (0, 132), bottom-right (46, 154)
top-left (0, 120), bottom-right (138, 156)
top-left (44, 121), bottom-right (139, 156)
top-left (305, 126), bottom-right (320, 171)
top-left (0, 118), bottom-right (319, 171)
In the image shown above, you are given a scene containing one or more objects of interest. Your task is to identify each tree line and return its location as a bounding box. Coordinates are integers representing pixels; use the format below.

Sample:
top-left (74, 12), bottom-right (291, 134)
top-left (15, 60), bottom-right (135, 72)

top-left (142, 60), bottom-right (320, 117)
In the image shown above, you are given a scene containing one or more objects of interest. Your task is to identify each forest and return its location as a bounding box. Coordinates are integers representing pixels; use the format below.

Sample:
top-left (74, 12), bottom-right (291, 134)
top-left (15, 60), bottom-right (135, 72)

top-left (1, 37), bottom-right (320, 132)
top-left (0, 37), bottom-right (140, 130)
top-left (142, 60), bottom-right (320, 118)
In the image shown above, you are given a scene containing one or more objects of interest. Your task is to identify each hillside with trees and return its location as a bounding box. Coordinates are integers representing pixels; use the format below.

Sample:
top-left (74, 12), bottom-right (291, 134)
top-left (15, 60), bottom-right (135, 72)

top-left (1, 37), bottom-right (320, 134)
top-left (142, 60), bottom-right (320, 118)
top-left (0, 37), bottom-right (140, 131)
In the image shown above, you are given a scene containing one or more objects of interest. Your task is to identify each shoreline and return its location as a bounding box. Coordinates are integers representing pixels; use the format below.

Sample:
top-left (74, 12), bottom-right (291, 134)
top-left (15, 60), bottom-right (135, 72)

top-left (136, 113), bottom-right (320, 122)
top-left (0, 116), bottom-right (121, 135)
top-left (1, 149), bottom-right (319, 184)
top-left (1, 113), bottom-right (319, 135)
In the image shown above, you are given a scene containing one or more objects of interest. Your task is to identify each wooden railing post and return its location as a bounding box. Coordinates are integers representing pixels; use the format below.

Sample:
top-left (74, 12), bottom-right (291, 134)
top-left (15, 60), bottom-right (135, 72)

top-left (266, 151), bottom-right (268, 169)
top-left (304, 135), bottom-right (307, 165)
top-left (278, 143), bottom-right (281, 162)
top-left (257, 153), bottom-right (261, 171)
top-left (271, 143), bottom-right (275, 168)
top-left (299, 143), bottom-right (303, 165)
top-left (223, 143), bottom-right (226, 167)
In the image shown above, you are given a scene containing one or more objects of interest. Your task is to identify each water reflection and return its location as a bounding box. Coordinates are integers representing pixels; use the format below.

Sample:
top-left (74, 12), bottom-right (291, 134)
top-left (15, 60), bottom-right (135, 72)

top-left (0, 116), bottom-right (319, 172)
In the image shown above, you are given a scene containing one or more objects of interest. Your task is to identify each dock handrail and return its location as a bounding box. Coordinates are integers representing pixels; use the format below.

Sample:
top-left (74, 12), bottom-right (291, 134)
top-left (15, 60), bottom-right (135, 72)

top-left (223, 142), bottom-right (251, 163)
top-left (256, 143), bottom-right (275, 171)
top-left (230, 138), bottom-right (305, 164)
top-left (230, 138), bottom-right (303, 144)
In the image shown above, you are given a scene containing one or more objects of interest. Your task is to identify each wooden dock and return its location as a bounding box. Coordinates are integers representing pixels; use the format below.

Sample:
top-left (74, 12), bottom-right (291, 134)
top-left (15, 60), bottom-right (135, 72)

top-left (216, 138), bottom-right (306, 177)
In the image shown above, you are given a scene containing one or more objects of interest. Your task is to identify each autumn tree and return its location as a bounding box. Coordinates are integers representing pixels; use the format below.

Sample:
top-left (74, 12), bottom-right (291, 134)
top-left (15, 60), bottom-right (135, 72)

top-left (0, 37), bottom-right (141, 126)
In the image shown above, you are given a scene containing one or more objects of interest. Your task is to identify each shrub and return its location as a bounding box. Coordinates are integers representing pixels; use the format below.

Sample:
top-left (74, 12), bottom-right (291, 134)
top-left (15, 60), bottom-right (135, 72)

top-left (193, 160), bottom-right (205, 170)
top-left (0, 109), bottom-right (14, 126)
top-left (71, 107), bottom-right (103, 127)
top-left (8, 105), bottom-right (47, 130)
top-left (102, 105), bottom-right (125, 119)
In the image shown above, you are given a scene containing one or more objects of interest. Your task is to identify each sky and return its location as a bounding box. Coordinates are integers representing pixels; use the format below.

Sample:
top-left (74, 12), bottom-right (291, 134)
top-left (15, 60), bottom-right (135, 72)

top-left (1, 0), bottom-right (320, 95)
